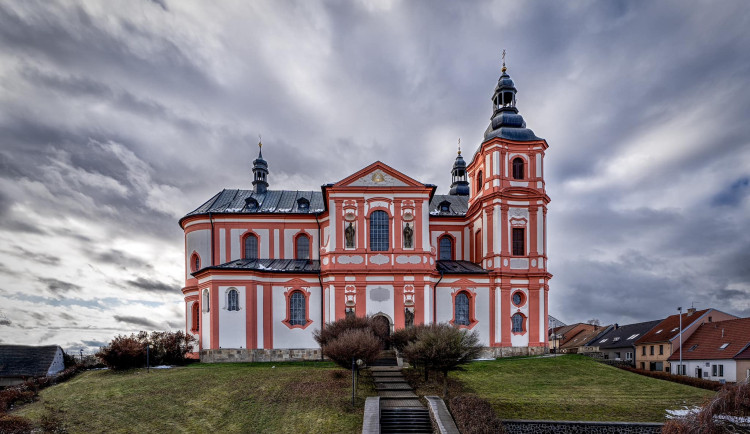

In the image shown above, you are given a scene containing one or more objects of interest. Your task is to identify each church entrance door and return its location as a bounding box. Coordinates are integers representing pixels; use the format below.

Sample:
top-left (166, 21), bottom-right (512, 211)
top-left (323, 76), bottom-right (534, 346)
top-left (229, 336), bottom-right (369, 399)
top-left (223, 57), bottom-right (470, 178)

top-left (372, 315), bottom-right (391, 350)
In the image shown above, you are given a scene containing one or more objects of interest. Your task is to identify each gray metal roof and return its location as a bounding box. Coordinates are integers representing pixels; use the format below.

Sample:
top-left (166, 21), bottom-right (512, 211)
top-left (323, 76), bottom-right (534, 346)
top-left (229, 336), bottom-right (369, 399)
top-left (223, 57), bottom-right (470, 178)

top-left (0, 345), bottom-right (61, 378)
top-left (429, 195), bottom-right (469, 216)
top-left (436, 260), bottom-right (488, 274)
top-left (184, 189), bottom-right (325, 218)
top-left (198, 258), bottom-right (321, 274)
top-left (592, 320), bottom-right (663, 350)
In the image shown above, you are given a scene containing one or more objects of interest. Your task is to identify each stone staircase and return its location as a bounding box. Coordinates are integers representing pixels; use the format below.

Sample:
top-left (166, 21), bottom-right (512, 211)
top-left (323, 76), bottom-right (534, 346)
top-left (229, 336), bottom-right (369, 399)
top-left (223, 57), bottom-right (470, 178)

top-left (371, 351), bottom-right (432, 434)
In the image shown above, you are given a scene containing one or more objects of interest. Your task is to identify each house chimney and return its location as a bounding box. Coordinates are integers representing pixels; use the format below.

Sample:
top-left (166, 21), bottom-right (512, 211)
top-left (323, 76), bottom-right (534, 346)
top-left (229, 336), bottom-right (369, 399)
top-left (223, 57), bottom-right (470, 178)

top-left (687, 307), bottom-right (696, 315)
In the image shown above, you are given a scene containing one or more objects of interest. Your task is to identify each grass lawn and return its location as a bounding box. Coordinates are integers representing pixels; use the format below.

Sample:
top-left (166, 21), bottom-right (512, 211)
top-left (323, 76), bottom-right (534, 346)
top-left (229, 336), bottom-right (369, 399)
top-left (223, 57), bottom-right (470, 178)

top-left (409, 355), bottom-right (715, 422)
top-left (15, 362), bottom-right (374, 433)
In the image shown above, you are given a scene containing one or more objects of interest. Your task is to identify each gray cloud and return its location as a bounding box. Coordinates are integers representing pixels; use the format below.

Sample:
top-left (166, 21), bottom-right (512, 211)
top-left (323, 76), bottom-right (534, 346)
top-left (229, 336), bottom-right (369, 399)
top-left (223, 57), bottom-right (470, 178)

top-left (38, 277), bottom-right (82, 293)
top-left (128, 277), bottom-right (177, 293)
top-left (114, 315), bottom-right (160, 329)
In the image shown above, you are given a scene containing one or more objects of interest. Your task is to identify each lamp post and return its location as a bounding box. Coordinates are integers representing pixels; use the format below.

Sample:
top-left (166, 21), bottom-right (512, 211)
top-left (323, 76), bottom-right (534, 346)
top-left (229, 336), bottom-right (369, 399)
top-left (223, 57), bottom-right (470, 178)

top-left (678, 306), bottom-right (682, 376)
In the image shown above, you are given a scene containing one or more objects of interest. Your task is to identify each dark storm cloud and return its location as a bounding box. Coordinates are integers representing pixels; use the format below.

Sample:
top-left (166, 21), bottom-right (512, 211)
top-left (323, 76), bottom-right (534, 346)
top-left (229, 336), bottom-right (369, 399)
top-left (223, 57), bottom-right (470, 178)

top-left (38, 277), bottom-right (82, 293)
top-left (114, 315), bottom-right (160, 329)
top-left (127, 277), bottom-right (176, 293)
top-left (91, 249), bottom-right (153, 271)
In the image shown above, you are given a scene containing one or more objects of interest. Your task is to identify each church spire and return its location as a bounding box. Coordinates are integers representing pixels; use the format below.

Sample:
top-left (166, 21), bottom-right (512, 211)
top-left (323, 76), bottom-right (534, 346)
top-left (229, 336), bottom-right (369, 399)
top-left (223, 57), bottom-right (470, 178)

top-left (483, 51), bottom-right (541, 142)
top-left (252, 137), bottom-right (269, 194)
top-left (449, 138), bottom-right (469, 196)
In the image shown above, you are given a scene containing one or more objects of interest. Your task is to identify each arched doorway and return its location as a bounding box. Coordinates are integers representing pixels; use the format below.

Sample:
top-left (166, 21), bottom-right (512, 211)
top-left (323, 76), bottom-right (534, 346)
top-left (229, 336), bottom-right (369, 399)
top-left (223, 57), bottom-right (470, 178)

top-left (372, 314), bottom-right (391, 349)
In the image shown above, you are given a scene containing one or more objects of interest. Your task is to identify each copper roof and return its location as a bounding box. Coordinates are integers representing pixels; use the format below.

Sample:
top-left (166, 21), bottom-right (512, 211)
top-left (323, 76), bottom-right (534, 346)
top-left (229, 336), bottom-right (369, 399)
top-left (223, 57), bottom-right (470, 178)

top-left (667, 317), bottom-right (750, 361)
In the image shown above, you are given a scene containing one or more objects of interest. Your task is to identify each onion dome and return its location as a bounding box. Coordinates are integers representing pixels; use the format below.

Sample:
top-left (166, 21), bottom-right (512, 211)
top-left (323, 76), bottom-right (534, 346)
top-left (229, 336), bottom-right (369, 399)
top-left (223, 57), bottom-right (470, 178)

top-left (484, 61), bottom-right (540, 142)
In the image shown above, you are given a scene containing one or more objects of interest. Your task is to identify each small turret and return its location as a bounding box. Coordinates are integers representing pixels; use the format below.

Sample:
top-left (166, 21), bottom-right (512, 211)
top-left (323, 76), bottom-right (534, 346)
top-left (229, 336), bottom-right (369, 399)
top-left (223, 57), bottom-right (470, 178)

top-left (449, 140), bottom-right (470, 196)
top-left (252, 140), bottom-right (269, 194)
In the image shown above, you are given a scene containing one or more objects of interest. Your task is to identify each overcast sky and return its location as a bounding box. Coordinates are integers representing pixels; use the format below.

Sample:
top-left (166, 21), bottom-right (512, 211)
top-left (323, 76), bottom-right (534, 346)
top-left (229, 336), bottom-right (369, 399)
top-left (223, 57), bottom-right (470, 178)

top-left (1, 0), bottom-right (749, 353)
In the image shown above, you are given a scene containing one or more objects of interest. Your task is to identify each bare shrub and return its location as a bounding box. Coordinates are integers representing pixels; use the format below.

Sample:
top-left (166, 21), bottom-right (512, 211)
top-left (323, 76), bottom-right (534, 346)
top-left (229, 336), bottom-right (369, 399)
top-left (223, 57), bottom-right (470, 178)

top-left (314, 315), bottom-right (387, 348)
top-left (319, 328), bottom-right (382, 370)
top-left (0, 414), bottom-right (33, 434)
top-left (401, 323), bottom-right (482, 397)
top-left (96, 331), bottom-right (196, 370)
top-left (449, 395), bottom-right (506, 434)
top-left (664, 381), bottom-right (750, 433)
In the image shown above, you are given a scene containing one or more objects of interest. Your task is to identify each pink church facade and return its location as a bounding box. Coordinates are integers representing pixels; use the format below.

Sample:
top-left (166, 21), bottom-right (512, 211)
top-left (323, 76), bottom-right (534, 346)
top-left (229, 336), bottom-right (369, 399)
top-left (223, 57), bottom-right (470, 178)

top-left (180, 66), bottom-right (552, 361)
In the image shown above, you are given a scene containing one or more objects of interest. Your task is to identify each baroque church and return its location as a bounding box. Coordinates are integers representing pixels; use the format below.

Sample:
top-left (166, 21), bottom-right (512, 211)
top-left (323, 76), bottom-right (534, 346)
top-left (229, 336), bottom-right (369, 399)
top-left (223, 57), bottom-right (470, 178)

top-left (180, 64), bottom-right (552, 361)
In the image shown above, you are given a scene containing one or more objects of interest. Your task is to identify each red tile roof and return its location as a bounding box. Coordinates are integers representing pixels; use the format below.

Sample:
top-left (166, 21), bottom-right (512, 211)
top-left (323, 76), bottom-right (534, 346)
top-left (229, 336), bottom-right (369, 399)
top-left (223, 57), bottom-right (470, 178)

top-left (667, 317), bottom-right (750, 361)
top-left (561, 326), bottom-right (607, 350)
top-left (636, 309), bottom-right (709, 344)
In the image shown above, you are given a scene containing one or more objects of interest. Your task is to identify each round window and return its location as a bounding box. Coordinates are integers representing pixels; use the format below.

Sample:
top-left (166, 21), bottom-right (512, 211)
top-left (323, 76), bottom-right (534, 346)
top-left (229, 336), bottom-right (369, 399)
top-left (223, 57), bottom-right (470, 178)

top-left (512, 292), bottom-right (523, 306)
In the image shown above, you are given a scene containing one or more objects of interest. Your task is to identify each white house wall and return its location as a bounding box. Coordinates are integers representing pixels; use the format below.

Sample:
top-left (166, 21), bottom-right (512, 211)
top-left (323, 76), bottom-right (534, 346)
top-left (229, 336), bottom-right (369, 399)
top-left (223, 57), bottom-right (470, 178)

top-left (218, 286), bottom-right (246, 348)
top-left (673, 360), bottom-right (737, 382)
top-left (271, 285), bottom-right (321, 349)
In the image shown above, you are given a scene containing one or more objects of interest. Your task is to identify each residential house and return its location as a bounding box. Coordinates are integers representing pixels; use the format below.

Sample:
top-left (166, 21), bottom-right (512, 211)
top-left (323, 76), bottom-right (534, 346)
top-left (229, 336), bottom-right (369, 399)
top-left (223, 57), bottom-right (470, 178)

top-left (559, 326), bottom-right (608, 354)
top-left (0, 345), bottom-right (66, 387)
top-left (590, 320), bottom-right (662, 365)
top-left (549, 323), bottom-right (597, 353)
top-left (667, 317), bottom-right (750, 382)
top-left (634, 308), bottom-right (737, 373)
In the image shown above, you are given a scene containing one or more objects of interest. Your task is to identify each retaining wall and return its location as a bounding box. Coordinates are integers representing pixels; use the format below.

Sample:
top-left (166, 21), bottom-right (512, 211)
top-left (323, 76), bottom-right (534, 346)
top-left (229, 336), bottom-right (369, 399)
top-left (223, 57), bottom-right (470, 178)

top-left (502, 420), bottom-right (662, 434)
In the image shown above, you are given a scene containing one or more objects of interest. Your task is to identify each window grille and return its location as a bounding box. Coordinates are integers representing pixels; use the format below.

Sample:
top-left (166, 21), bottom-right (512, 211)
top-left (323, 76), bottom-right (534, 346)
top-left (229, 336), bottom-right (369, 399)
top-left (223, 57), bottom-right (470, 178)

top-left (296, 234), bottom-right (310, 260)
top-left (244, 234), bottom-right (258, 259)
top-left (439, 237), bottom-right (453, 260)
top-left (227, 289), bottom-right (239, 311)
top-left (289, 292), bottom-right (306, 326)
top-left (369, 210), bottom-right (389, 251)
top-left (512, 313), bottom-right (524, 333)
top-left (455, 293), bottom-right (469, 326)
top-left (512, 228), bottom-right (525, 256)
top-left (512, 157), bottom-right (524, 179)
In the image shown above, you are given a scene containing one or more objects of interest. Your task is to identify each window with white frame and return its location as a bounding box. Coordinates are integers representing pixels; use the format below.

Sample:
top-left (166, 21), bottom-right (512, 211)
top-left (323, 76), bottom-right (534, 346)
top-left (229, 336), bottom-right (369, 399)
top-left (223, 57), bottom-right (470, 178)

top-left (244, 234), bottom-right (258, 260)
top-left (511, 313), bottom-right (524, 333)
top-left (369, 210), bottom-right (389, 251)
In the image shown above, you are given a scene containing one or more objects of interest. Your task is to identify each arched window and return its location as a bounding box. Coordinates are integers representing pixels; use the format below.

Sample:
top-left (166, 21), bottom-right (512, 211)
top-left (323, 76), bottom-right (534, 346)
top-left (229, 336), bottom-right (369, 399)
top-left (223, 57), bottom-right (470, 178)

top-left (439, 236), bottom-right (454, 260)
top-left (191, 253), bottom-right (201, 272)
top-left (369, 210), bottom-right (389, 251)
top-left (455, 292), bottom-right (470, 326)
top-left (244, 234), bottom-right (258, 260)
top-left (202, 289), bottom-right (210, 312)
top-left (289, 291), bottom-right (306, 326)
top-left (191, 302), bottom-right (199, 332)
top-left (227, 288), bottom-right (239, 311)
top-left (512, 157), bottom-right (524, 180)
top-left (296, 234), bottom-right (310, 260)
top-left (512, 313), bottom-right (525, 333)
top-left (476, 171), bottom-right (483, 193)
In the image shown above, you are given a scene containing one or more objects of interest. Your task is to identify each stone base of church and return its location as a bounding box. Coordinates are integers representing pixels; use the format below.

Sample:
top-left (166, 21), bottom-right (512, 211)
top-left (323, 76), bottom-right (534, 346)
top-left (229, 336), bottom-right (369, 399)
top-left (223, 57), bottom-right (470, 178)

top-left (481, 346), bottom-right (547, 358)
top-left (200, 348), bottom-right (323, 363)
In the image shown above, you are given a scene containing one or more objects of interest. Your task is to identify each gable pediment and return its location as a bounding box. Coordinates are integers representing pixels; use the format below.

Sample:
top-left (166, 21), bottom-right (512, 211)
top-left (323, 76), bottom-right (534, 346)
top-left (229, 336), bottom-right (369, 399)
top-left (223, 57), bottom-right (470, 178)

top-left (335, 161), bottom-right (424, 188)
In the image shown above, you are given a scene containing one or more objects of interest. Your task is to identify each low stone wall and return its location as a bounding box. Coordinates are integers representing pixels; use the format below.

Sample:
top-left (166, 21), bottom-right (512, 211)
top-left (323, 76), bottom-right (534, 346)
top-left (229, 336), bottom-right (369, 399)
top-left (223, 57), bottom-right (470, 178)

top-left (482, 346), bottom-right (547, 358)
top-left (200, 348), bottom-right (322, 363)
top-left (502, 420), bottom-right (663, 434)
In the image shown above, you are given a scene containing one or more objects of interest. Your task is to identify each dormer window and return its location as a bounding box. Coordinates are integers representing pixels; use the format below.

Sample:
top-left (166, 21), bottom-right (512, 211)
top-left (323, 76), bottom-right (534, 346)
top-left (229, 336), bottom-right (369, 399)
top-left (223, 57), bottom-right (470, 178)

top-left (297, 197), bottom-right (310, 212)
top-left (439, 200), bottom-right (451, 213)
top-left (245, 197), bottom-right (259, 211)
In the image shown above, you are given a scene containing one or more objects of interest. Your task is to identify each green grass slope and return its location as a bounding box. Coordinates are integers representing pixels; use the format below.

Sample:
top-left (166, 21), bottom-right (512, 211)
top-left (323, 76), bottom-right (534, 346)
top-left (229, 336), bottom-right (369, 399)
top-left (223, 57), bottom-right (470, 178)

top-left (16, 362), bottom-right (374, 434)
top-left (453, 355), bottom-right (714, 422)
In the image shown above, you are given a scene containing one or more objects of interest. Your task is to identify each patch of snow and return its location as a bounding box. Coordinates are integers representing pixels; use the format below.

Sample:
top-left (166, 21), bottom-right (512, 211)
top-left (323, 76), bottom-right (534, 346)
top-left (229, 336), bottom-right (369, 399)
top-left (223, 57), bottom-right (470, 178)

top-left (152, 365), bottom-right (173, 369)
top-left (666, 406), bottom-right (699, 418)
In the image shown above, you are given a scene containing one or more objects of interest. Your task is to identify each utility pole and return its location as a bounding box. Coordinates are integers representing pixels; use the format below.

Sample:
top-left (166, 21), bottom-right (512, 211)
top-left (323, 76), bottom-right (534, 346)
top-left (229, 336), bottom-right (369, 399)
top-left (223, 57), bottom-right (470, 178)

top-left (678, 306), bottom-right (683, 375)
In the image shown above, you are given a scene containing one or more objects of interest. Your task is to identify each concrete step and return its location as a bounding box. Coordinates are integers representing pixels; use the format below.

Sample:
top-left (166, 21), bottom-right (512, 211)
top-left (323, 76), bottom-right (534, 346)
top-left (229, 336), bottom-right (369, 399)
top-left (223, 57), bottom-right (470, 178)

top-left (375, 383), bottom-right (413, 390)
top-left (380, 398), bottom-right (425, 408)
top-left (370, 366), bottom-right (402, 372)
top-left (373, 377), bottom-right (407, 383)
top-left (377, 390), bottom-right (418, 398)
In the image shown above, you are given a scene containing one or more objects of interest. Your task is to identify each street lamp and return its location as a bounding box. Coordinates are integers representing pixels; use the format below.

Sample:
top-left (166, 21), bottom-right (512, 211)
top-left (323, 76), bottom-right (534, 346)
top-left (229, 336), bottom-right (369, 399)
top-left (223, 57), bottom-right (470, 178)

top-left (678, 307), bottom-right (682, 376)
